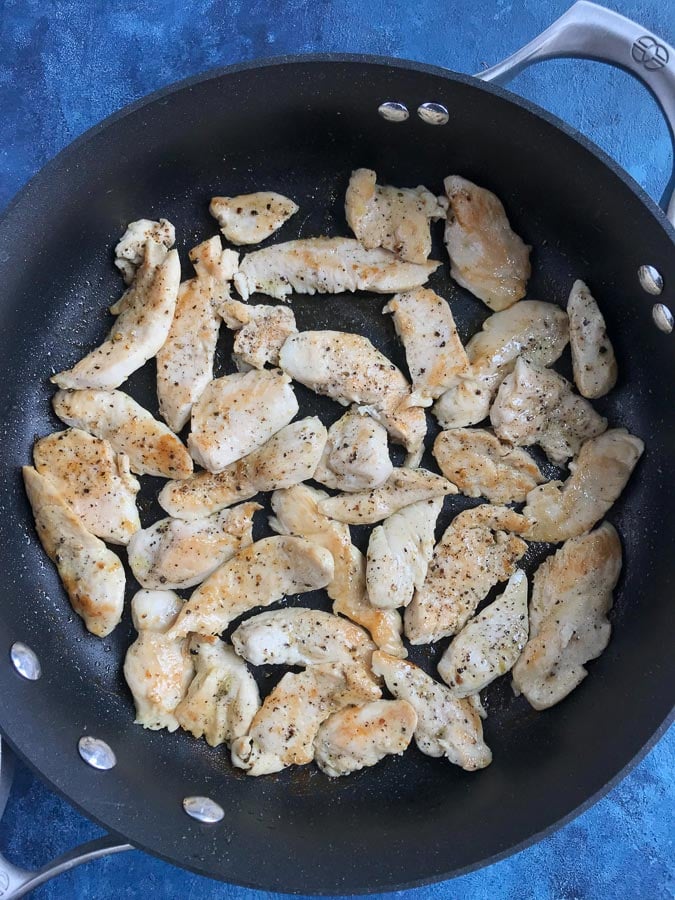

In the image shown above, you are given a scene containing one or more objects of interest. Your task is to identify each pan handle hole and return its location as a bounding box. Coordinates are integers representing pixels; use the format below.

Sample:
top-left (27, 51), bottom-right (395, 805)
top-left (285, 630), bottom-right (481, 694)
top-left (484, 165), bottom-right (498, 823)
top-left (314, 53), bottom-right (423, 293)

top-left (638, 264), bottom-right (663, 295)
top-left (378, 102), bottom-right (409, 123)
top-left (652, 303), bottom-right (674, 333)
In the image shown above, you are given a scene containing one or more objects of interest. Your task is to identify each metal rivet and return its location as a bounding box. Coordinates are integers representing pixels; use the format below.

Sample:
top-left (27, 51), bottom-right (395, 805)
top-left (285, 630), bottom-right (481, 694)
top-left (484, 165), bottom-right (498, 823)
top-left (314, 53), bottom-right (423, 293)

top-left (78, 736), bottom-right (117, 770)
top-left (652, 302), bottom-right (673, 333)
top-left (638, 264), bottom-right (663, 295)
top-left (417, 102), bottom-right (449, 125)
top-left (378, 101), bottom-right (409, 123)
top-left (183, 796), bottom-right (225, 824)
top-left (10, 642), bottom-right (41, 681)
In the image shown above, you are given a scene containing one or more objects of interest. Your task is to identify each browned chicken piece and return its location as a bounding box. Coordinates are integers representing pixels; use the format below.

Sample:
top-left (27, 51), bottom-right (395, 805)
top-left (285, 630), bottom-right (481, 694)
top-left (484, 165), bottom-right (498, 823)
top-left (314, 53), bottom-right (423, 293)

top-left (219, 298), bottom-right (297, 371)
top-left (210, 191), bottom-right (298, 245)
top-left (313, 407), bottom-right (393, 492)
top-left (567, 279), bottom-right (617, 399)
top-left (114, 218), bottom-right (175, 284)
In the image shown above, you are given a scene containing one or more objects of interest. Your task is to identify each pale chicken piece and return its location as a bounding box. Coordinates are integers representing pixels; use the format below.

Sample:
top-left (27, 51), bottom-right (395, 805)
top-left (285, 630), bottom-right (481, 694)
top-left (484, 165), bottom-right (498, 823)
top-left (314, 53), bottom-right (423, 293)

top-left (210, 191), bottom-right (298, 245)
top-left (188, 369), bottom-right (299, 472)
top-left (23, 466), bottom-right (125, 638)
top-left (234, 237), bottom-right (440, 301)
top-left (512, 524), bottom-right (622, 710)
top-left (313, 407), bottom-right (392, 492)
top-left (444, 175), bottom-right (530, 311)
top-left (166, 536), bottom-right (334, 640)
top-left (317, 468), bottom-right (456, 526)
top-left (433, 428), bottom-right (544, 504)
top-left (366, 498), bottom-right (443, 609)
top-left (158, 417), bottom-right (326, 520)
top-left (372, 651), bottom-right (492, 771)
top-left (491, 358), bottom-right (607, 465)
top-left (231, 663), bottom-right (381, 776)
top-left (219, 298), bottom-right (297, 371)
top-left (279, 329), bottom-right (426, 456)
top-left (123, 590), bottom-right (194, 731)
top-left (51, 239), bottom-right (180, 391)
top-left (384, 288), bottom-right (471, 406)
top-left (314, 699), bottom-right (417, 777)
top-left (114, 218), bottom-right (175, 284)
top-left (405, 505), bottom-right (528, 644)
top-left (33, 428), bottom-right (140, 545)
top-left (524, 429), bottom-right (644, 543)
top-left (174, 636), bottom-right (260, 747)
top-left (433, 300), bottom-right (569, 429)
top-left (52, 389), bottom-right (193, 479)
top-left (567, 279), bottom-right (617, 399)
top-left (438, 569), bottom-right (529, 697)
top-left (127, 501), bottom-right (259, 590)
top-left (345, 168), bottom-right (445, 263)
top-left (270, 484), bottom-right (406, 657)
top-left (157, 236), bottom-right (239, 433)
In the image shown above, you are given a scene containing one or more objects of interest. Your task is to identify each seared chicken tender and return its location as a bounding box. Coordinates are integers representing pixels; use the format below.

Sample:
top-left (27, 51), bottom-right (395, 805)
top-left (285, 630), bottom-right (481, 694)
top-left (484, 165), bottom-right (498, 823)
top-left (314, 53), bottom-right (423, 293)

top-left (175, 636), bottom-right (260, 747)
top-left (491, 358), bottom-right (607, 465)
top-left (188, 369), bottom-right (298, 472)
top-left (345, 168), bottom-right (445, 263)
top-left (313, 407), bottom-right (393, 492)
top-left (524, 429), bottom-right (643, 543)
top-left (114, 218), bottom-right (175, 284)
top-left (52, 389), bottom-right (193, 479)
top-left (567, 279), bottom-right (617, 398)
top-left (167, 536), bottom-right (334, 639)
top-left (433, 428), bottom-right (544, 504)
top-left (23, 466), bottom-right (125, 637)
top-left (314, 699), bottom-right (418, 777)
top-left (33, 428), bottom-right (140, 545)
top-left (372, 651), bottom-right (492, 771)
top-left (210, 191), bottom-right (298, 245)
top-left (158, 417), bottom-right (326, 520)
top-left (219, 298), bottom-right (297, 371)
top-left (512, 524), bottom-right (622, 710)
top-left (443, 175), bottom-right (530, 311)
top-left (127, 502), bottom-right (259, 590)
top-left (405, 505), bottom-right (528, 644)
top-left (157, 236), bottom-right (238, 433)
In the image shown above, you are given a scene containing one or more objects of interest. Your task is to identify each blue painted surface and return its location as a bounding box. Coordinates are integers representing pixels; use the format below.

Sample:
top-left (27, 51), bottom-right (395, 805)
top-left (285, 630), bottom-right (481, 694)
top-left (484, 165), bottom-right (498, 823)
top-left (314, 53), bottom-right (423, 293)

top-left (0, 1), bottom-right (673, 897)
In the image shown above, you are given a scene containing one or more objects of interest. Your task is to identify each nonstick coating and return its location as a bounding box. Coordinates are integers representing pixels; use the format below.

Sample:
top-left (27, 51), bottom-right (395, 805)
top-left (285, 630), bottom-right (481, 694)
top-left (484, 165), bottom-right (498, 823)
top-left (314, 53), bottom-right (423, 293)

top-left (0, 57), bottom-right (673, 894)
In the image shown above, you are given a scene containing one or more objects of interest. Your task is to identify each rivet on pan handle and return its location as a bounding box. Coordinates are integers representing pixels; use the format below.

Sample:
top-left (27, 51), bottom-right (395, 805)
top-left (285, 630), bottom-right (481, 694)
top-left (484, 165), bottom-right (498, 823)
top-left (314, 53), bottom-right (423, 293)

top-left (476, 1), bottom-right (675, 227)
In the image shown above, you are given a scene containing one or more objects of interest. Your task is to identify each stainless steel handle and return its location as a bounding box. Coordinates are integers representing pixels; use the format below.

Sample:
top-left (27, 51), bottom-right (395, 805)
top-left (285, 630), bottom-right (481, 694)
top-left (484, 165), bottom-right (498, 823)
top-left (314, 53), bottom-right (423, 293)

top-left (476, 0), bottom-right (675, 226)
top-left (0, 739), bottom-right (132, 899)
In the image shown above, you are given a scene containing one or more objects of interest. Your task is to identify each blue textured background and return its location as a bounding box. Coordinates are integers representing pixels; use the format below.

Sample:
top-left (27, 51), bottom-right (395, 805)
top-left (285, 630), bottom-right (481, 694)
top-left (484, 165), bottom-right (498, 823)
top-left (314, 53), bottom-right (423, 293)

top-left (0, 1), bottom-right (673, 897)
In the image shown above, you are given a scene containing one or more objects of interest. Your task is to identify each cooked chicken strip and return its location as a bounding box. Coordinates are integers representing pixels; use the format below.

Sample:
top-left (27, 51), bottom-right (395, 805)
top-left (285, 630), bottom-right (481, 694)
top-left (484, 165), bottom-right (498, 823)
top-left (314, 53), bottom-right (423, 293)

top-left (188, 369), bottom-right (298, 472)
top-left (384, 288), bottom-right (471, 406)
top-left (128, 502), bottom-right (259, 590)
top-left (158, 417), bottom-right (326, 520)
top-left (114, 218), bottom-right (175, 284)
top-left (33, 428), bottom-right (140, 545)
top-left (433, 428), bottom-right (544, 504)
top-left (314, 699), bottom-right (417, 777)
top-left (270, 484), bottom-right (406, 657)
top-left (438, 569), bottom-right (528, 697)
top-left (174, 636), bottom-right (260, 747)
top-left (23, 466), bottom-right (125, 637)
top-left (345, 169), bottom-right (445, 263)
top-left (523, 429), bottom-right (643, 543)
top-left (366, 498), bottom-right (443, 609)
top-left (157, 236), bottom-right (238, 432)
top-left (491, 358), bottom-right (607, 465)
top-left (443, 175), bottom-right (530, 311)
top-left (433, 300), bottom-right (569, 429)
top-left (567, 279), bottom-right (617, 399)
top-left (210, 192), bottom-right (298, 245)
top-left (313, 407), bottom-right (392, 492)
top-left (123, 589), bottom-right (194, 731)
top-left (51, 239), bottom-right (180, 390)
top-left (405, 505), bottom-right (528, 644)
top-left (219, 298), bottom-right (297, 371)
top-left (166, 536), bottom-right (334, 640)
top-left (372, 651), bottom-right (492, 771)
top-left (279, 329), bottom-right (426, 456)
top-left (317, 468), bottom-right (456, 525)
top-left (512, 524), bottom-right (622, 710)
top-left (231, 663), bottom-right (381, 776)
top-left (234, 237), bottom-right (440, 301)
top-left (52, 389), bottom-right (193, 479)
